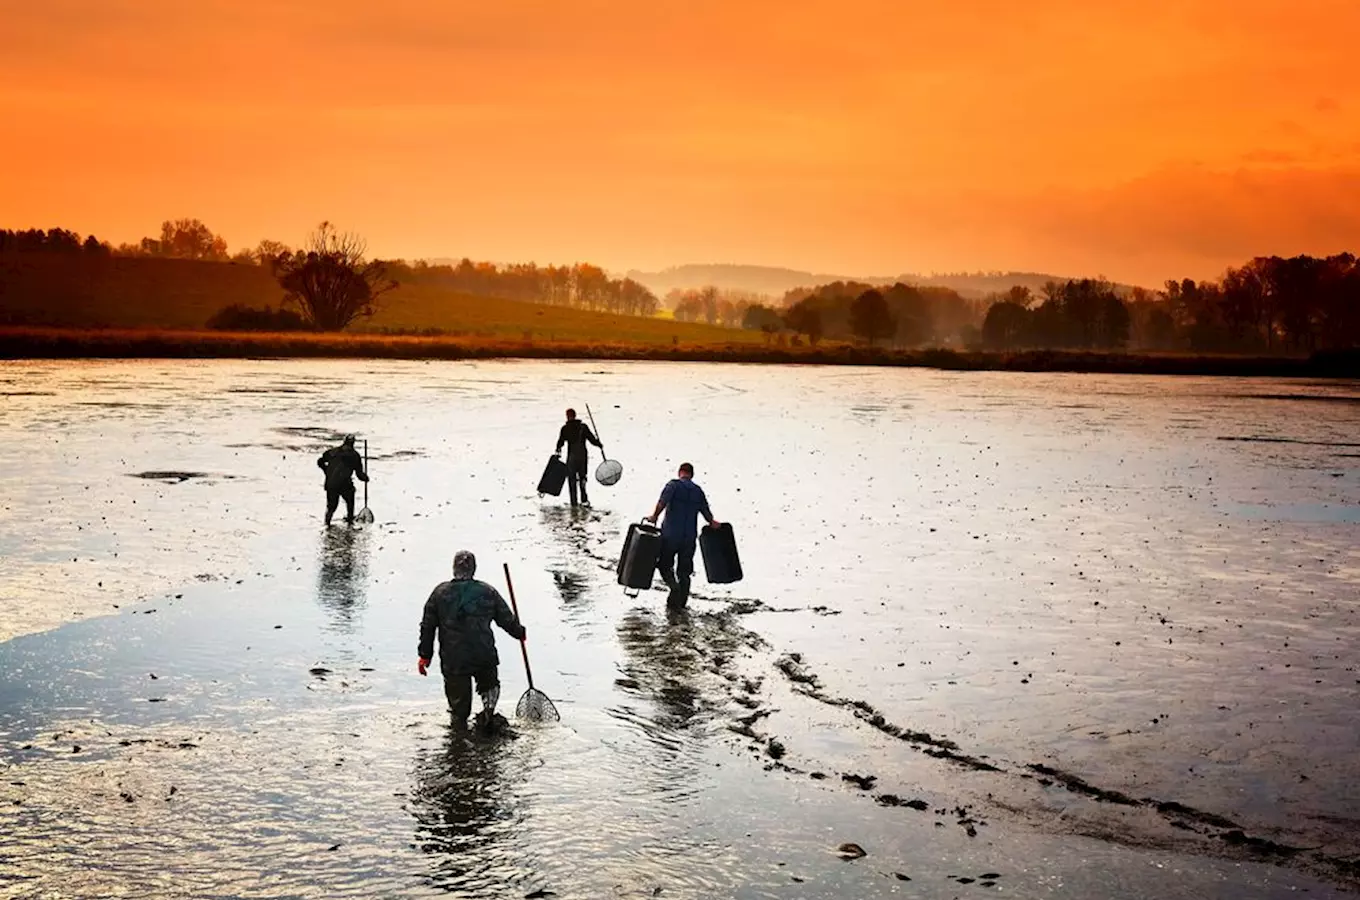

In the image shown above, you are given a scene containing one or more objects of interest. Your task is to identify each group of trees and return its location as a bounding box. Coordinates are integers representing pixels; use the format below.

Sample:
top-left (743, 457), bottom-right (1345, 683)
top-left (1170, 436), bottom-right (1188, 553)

top-left (2, 221), bottom-right (663, 329)
top-left (6, 221), bottom-right (1357, 349)
top-left (1161, 254), bottom-right (1360, 353)
top-left (977, 255), bottom-right (1360, 353)
top-left (734, 281), bottom-right (987, 347)
top-left (112, 219), bottom-right (231, 261)
top-left (982, 280), bottom-right (1131, 350)
top-left (666, 287), bottom-right (771, 327)
top-left (389, 260), bottom-right (661, 318)
top-left (0, 228), bottom-right (109, 256)
top-left (1, 221), bottom-right (391, 331)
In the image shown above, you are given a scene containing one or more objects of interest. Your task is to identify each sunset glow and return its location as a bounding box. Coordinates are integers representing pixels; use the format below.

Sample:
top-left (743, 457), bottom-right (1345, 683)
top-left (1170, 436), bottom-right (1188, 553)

top-left (3, 0), bottom-right (1357, 284)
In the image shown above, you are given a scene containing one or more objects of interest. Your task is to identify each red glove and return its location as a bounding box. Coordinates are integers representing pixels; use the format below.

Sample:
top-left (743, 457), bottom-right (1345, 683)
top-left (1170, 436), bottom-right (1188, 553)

top-left (417, 657), bottom-right (430, 676)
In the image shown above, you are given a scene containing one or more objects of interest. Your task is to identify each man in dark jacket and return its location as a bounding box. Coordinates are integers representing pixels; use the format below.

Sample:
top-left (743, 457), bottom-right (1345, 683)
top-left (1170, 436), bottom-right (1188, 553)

top-left (418, 550), bottom-right (526, 730)
top-left (317, 434), bottom-right (369, 526)
top-left (646, 462), bottom-right (720, 610)
top-left (555, 408), bottom-right (603, 508)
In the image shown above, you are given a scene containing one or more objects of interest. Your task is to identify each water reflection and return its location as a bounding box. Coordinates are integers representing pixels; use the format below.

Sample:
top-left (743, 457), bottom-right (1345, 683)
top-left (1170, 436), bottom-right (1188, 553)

top-left (316, 526), bottom-right (369, 629)
top-left (539, 506), bottom-right (596, 608)
top-left (608, 608), bottom-right (753, 811)
top-left (614, 609), bottom-right (705, 733)
top-left (538, 505), bottom-right (593, 556)
top-left (408, 726), bottom-right (520, 894)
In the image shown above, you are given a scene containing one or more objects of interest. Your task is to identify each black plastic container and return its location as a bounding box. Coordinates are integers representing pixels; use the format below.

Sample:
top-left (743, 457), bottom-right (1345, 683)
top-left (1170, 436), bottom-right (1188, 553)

top-left (537, 456), bottom-right (568, 496)
top-left (618, 521), bottom-right (663, 590)
top-left (699, 522), bottom-right (743, 584)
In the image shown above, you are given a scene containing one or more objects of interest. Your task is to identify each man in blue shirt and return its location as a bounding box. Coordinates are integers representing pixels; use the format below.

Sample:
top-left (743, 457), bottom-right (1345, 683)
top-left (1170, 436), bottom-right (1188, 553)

top-left (646, 462), bottom-right (720, 610)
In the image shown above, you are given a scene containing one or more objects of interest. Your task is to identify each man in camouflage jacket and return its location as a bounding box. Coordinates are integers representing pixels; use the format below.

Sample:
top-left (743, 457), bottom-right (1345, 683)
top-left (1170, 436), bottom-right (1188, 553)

top-left (417, 551), bottom-right (526, 729)
top-left (316, 434), bottom-right (369, 526)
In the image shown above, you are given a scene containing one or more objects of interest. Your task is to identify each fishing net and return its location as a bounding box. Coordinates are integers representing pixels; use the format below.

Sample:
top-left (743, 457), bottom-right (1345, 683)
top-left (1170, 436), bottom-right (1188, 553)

top-left (516, 687), bottom-right (560, 722)
top-left (503, 562), bottom-right (561, 724)
top-left (356, 440), bottom-right (375, 523)
top-left (595, 458), bottom-right (623, 486)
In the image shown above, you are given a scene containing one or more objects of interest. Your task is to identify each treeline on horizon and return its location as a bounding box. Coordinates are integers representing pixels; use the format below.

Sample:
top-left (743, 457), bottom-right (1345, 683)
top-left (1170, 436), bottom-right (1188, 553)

top-left (2, 222), bottom-right (1357, 353)
top-left (0, 222), bottom-right (663, 322)
top-left (668, 264), bottom-right (1360, 353)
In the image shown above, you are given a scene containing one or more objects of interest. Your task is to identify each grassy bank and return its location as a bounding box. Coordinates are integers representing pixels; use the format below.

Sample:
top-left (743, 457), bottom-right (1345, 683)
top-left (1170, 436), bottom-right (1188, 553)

top-left (2, 327), bottom-right (1357, 377)
top-left (0, 254), bottom-right (758, 345)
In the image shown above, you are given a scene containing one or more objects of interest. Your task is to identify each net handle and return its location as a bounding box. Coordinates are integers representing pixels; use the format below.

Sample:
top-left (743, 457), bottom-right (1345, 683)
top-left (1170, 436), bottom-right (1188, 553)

top-left (585, 404), bottom-right (607, 460)
top-left (503, 563), bottom-right (535, 691)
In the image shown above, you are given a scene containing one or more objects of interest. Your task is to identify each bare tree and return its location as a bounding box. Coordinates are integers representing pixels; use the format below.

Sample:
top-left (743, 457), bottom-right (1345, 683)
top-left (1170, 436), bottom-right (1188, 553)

top-left (272, 222), bottom-right (397, 331)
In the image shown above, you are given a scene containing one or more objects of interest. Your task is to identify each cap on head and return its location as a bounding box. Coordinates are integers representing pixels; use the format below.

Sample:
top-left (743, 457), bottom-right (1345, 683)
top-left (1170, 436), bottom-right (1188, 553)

top-left (453, 550), bottom-right (477, 580)
top-left (343, 434), bottom-right (356, 445)
top-left (678, 462), bottom-right (694, 477)
top-left (565, 408), bottom-right (576, 419)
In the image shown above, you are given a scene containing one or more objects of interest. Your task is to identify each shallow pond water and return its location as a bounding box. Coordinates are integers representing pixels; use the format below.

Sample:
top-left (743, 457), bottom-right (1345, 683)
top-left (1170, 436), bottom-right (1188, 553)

top-left (1, 360), bottom-right (1358, 898)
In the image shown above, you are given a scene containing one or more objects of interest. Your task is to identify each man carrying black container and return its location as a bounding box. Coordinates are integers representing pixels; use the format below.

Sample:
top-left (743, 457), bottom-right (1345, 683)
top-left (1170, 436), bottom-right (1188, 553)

top-left (417, 551), bottom-right (526, 733)
top-left (555, 408), bottom-right (603, 508)
top-left (646, 462), bottom-right (720, 610)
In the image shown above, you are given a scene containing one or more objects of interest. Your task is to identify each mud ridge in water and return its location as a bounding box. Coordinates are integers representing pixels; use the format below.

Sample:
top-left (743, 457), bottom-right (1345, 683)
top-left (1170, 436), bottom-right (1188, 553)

top-left (772, 654), bottom-right (973, 759)
top-left (763, 645), bottom-right (1360, 888)
top-left (1240, 393), bottom-right (1360, 405)
top-left (1217, 435), bottom-right (1360, 447)
top-left (128, 471), bottom-right (237, 484)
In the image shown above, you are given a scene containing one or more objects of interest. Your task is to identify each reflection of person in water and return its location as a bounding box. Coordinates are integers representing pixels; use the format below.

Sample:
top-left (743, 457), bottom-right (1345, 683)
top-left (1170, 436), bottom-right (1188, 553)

top-left (408, 729), bottom-right (510, 890)
top-left (539, 506), bottom-right (594, 607)
top-left (615, 610), bottom-right (705, 730)
top-left (418, 551), bottom-right (526, 732)
top-left (317, 434), bottom-right (369, 526)
top-left (317, 526), bottom-right (367, 627)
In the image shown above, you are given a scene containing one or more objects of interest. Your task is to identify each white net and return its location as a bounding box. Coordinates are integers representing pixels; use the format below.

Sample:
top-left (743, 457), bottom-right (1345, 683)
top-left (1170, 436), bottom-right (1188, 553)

top-left (595, 459), bottom-right (623, 486)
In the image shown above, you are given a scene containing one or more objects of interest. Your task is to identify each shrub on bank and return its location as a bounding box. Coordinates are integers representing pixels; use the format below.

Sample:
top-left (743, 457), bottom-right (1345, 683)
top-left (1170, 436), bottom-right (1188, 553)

top-left (206, 304), bottom-right (309, 331)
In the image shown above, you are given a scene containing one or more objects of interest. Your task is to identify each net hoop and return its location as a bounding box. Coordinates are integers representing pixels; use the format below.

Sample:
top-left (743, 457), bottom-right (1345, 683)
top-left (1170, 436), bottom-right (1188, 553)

top-left (595, 459), bottom-right (623, 486)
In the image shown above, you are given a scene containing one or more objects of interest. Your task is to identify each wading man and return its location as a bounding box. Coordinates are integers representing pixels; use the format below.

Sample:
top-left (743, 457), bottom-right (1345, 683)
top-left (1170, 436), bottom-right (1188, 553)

top-left (317, 434), bottom-right (369, 526)
top-left (555, 408), bottom-right (603, 508)
top-left (417, 551), bottom-right (526, 732)
top-left (646, 462), bottom-right (720, 610)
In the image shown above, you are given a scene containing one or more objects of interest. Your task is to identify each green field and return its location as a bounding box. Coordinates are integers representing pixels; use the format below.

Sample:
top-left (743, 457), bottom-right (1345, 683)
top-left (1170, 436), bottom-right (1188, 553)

top-left (0, 255), bottom-right (760, 347)
top-left (365, 283), bottom-right (763, 346)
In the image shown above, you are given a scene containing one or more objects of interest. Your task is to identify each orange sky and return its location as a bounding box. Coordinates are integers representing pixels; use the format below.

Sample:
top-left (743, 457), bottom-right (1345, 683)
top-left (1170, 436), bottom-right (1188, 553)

top-left (2, 0), bottom-right (1357, 285)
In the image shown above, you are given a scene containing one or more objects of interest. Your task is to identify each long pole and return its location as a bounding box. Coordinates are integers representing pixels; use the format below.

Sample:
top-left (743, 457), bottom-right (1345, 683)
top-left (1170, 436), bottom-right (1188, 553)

top-left (585, 404), bottom-right (605, 449)
top-left (363, 439), bottom-right (369, 509)
top-left (503, 563), bottom-right (535, 690)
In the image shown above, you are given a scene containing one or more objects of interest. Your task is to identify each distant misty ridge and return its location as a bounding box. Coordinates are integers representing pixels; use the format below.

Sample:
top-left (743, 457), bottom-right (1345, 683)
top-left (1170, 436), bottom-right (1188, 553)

top-left (428, 260), bottom-right (1143, 301)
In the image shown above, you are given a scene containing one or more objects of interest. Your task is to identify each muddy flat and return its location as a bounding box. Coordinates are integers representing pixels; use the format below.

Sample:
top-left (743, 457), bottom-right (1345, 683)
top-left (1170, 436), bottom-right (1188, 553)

top-left (1, 360), bottom-right (1358, 898)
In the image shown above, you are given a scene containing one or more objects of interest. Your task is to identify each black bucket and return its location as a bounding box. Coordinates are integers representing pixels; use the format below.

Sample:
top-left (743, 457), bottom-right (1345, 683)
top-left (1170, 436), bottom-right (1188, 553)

top-left (537, 456), bottom-right (568, 496)
top-left (699, 522), bottom-right (743, 584)
top-left (618, 521), bottom-right (663, 591)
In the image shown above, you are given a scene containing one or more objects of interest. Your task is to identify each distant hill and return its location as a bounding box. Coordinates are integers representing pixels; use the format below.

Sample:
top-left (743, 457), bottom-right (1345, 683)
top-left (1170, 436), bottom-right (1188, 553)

top-left (623, 264), bottom-right (894, 298)
top-left (624, 263), bottom-right (1144, 299)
